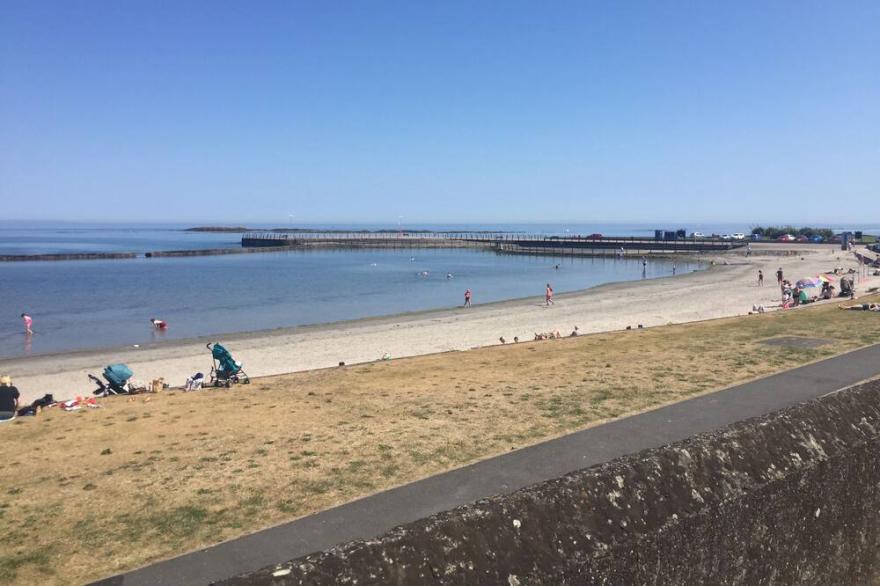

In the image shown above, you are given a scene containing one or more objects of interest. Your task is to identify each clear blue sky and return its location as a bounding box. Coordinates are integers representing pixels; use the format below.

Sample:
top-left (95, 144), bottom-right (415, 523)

top-left (1, 1), bottom-right (877, 224)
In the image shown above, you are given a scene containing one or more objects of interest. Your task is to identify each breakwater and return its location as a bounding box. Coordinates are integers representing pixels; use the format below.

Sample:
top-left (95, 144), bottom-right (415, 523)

top-left (220, 378), bottom-right (880, 585)
top-left (0, 251), bottom-right (138, 262)
top-left (0, 232), bottom-right (743, 262)
top-left (242, 231), bottom-right (745, 256)
top-left (0, 247), bottom-right (289, 262)
top-left (144, 246), bottom-right (291, 258)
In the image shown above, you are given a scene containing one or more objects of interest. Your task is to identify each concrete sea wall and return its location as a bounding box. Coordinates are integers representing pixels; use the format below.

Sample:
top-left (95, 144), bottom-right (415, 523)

top-left (219, 379), bottom-right (880, 585)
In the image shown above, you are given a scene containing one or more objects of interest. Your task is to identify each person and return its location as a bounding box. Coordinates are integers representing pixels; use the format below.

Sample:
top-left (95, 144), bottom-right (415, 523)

top-left (463, 289), bottom-right (472, 308)
top-left (672, 262), bottom-right (676, 276)
top-left (746, 243), bottom-right (752, 257)
top-left (758, 270), bottom-right (763, 286)
top-left (545, 284), bottom-right (554, 306)
top-left (821, 283), bottom-right (835, 300)
top-left (776, 268), bottom-right (784, 285)
top-left (554, 264), bottom-right (560, 270)
top-left (446, 273), bottom-right (453, 280)
top-left (150, 318), bottom-right (168, 330)
top-left (799, 288), bottom-right (810, 304)
top-left (0, 376), bottom-right (20, 421)
top-left (839, 303), bottom-right (879, 312)
top-left (21, 313), bottom-right (33, 335)
top-left (642, 256), bottom-right (647, 269)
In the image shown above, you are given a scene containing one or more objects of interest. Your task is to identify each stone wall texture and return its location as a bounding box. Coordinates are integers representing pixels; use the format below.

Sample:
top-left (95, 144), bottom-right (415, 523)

top-left (219, 379), bottom-right (880, 585)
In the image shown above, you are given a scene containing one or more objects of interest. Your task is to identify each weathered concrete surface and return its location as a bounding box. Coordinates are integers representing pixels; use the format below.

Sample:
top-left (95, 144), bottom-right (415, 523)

top-left (219, 379), bottom-right (880, 586)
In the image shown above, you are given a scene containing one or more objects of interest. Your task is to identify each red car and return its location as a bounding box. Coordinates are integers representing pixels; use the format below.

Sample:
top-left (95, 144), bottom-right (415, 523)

top-left (776, 234), bottom-right (796, 242)
top-left (795, 235), bottom-right (809, 242)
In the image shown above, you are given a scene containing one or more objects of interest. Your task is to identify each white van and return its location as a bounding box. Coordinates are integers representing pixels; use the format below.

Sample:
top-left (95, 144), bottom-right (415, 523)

top-left (732, 233), bottom-right (746, 240)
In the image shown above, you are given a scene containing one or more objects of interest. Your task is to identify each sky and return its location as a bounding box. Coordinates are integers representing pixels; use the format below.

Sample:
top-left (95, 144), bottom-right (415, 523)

top-left (1, 1), bottom-right (878, 225)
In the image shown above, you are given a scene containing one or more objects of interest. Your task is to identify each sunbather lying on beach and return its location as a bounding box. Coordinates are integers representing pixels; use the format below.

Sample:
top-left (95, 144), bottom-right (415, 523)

top-left (839, 303), bottom-right (879, 312)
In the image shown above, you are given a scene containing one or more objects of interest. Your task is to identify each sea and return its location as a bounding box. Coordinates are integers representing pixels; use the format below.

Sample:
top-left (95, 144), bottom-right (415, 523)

top-left (1, 221), bottom-right (876, 359)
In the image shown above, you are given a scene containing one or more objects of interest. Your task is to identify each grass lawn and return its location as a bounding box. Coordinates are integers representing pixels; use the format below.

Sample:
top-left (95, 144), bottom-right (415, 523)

top-left (2, 296), bottom-right (879, 584)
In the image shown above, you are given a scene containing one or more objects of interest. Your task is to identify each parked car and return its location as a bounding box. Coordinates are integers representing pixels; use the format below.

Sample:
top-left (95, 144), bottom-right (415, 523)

top-left (691, 231), bottom-right (704, 238)
top-left (810, 235), bottom-right (824, 243)
top-left (750, 233), bottom-right (763, 241)
top-left (720, 234), bottom-right (731, 240)
top-left (777, 234), bottom-right (796, 242)
top-left (795, 235), bottom-right (810, 242)
top-left (586, 233), bottom-right (603, 239)
top-left (732, 233), bottom-right (746, 240)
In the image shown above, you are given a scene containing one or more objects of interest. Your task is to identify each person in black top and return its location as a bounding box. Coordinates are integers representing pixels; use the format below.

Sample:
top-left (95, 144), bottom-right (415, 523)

top-left (0, 375), bottom-right (20, 420)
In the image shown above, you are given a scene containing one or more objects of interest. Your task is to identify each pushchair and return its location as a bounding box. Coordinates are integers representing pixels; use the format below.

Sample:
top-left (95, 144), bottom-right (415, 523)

top-left (207, 342), bottom-right (250, 387)
top-left (90, 363), bottom-right (134, 396)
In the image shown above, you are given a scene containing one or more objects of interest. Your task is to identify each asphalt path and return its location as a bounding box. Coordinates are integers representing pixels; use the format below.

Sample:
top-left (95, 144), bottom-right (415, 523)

top-left (94, 343), bottom-right (880, 586)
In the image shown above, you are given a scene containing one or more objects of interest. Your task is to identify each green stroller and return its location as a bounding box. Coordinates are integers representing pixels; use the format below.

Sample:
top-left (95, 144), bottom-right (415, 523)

top-left (206, 342), bottom-right (250, 387)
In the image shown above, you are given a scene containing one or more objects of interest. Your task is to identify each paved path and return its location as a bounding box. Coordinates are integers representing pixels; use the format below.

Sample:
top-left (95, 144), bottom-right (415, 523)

top-left (95, 343), bottom-right (880, 586)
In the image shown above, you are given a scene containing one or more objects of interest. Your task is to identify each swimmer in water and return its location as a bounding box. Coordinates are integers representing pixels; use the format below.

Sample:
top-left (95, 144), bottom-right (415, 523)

top-left (150, 318), bottom-right (168, 330)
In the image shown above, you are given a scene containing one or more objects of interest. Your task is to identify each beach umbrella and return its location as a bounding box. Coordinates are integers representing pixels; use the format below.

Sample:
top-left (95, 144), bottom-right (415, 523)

top-left (795, 277), bottom-right (821, 288)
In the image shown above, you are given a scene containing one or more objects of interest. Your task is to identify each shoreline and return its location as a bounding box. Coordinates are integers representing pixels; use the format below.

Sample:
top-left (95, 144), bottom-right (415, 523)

top-left (0, 264), bottom-right (715, 364)
top-left (5, 246), bottom-right (878, 405)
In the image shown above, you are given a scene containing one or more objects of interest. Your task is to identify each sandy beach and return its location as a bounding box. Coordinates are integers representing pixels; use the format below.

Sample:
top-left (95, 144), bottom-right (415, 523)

top-left (4, 244), bottom-right (878, 404)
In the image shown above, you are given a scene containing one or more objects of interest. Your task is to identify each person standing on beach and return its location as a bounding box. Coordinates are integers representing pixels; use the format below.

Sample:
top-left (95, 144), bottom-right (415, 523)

top-left (463, 289), bottom-right (472, 308)
top-left (758, 270), bottom-right (764, 286)
top-left (21, 313), bottom-right (33, 335)
top-left (545, 284), bottom-right (554, 306)
top-left (672, 262), bottom-right (676, 275)
top-left (776, 267), bottom-right (783, 285)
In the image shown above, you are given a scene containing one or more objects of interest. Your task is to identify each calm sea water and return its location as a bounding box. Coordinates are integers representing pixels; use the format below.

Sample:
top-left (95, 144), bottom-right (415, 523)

top-left (0, 245), bottom-right (700, 358)
top-left (2, 220), bottom-right (876, 359)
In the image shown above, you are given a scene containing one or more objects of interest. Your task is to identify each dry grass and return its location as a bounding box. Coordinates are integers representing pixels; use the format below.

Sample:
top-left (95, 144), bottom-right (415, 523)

top-left (2, 297), bottom-right (879, 584)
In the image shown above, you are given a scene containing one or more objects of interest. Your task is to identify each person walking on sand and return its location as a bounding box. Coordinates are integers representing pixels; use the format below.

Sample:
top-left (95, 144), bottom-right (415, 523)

top-left (545, 283), bottom-right (554, 306)
top-left (21, 313), bottom-right (33, 335)
top-left (758, 270), bottom-right (764, 286)
top-left (463, 289), bottom-right (472, 308)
